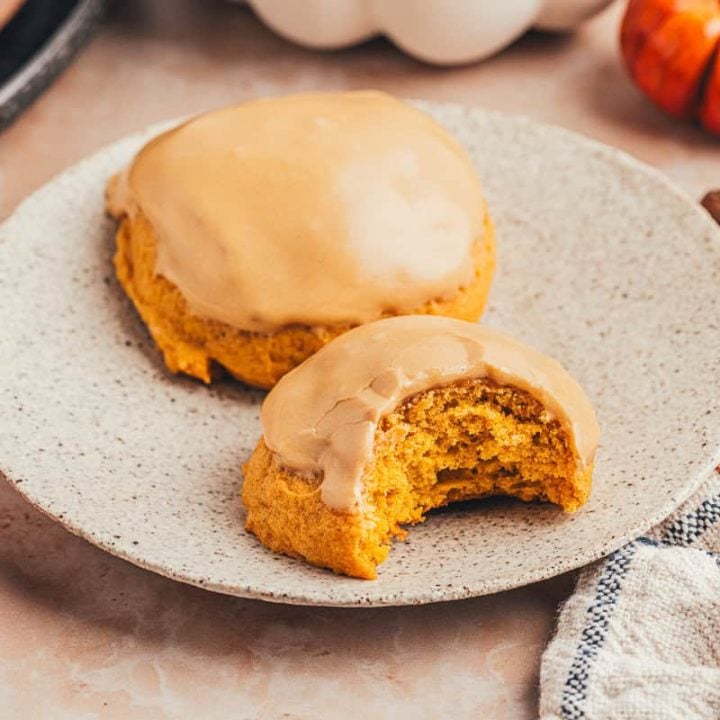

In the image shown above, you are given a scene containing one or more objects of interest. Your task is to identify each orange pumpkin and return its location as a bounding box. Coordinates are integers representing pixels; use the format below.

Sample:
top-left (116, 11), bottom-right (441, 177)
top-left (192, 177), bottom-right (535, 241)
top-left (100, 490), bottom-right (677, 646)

top-left (620, 0), bottom-right (720, 133)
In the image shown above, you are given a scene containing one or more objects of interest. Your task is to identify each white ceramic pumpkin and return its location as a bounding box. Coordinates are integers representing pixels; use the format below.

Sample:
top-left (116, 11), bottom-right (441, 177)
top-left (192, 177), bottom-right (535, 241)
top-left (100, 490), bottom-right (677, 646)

top-left (244, 0), bottom-right (614, 65)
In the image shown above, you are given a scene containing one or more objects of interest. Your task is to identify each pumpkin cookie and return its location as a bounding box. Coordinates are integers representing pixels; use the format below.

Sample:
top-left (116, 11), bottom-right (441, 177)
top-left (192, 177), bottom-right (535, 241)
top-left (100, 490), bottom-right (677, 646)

top-left (107, 91), bottom-right (495, 388)
top-left (242, 316), bottom-right (600, 579)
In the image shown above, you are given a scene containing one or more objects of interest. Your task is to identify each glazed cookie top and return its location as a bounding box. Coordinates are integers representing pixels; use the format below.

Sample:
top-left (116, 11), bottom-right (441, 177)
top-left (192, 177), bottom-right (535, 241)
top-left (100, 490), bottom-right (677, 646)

top-left (108, 91), bottom-right (486, 332)
top-left (261, 316), bottom-right (600, 511)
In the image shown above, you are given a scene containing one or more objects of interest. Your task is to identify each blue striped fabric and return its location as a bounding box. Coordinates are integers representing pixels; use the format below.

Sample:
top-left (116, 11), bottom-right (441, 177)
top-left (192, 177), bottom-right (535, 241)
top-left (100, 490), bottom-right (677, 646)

top-left (559, 477), bottom-right (720, 720)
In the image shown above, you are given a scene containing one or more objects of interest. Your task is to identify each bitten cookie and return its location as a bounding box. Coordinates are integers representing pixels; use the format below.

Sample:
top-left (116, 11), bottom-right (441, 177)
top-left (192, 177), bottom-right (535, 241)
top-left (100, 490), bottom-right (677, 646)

top-left (242, 316), bottom-right (600, 579)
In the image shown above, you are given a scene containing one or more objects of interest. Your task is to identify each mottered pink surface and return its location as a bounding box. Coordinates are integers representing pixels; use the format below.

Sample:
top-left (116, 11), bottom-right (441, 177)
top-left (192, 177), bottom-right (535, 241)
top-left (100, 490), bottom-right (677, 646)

top-left (1, 1), bottom-right (719, 717)
top-left (0, 480), bottom-right (565, 718)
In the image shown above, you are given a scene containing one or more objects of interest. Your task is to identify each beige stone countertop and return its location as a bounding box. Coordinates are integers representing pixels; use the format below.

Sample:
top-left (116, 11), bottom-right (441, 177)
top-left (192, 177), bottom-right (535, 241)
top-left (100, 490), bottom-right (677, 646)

top-left (1, 1), bottom-right (718, 717)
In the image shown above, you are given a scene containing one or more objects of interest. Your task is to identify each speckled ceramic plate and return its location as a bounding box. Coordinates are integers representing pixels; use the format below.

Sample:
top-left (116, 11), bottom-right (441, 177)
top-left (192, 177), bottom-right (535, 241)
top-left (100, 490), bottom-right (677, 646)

top-left (1, 103), bottom-right (720, 607)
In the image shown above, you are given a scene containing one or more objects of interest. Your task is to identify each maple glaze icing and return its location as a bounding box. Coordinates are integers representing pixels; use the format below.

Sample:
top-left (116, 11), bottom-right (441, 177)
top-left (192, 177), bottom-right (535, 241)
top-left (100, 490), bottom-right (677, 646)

top-left (261, 316), bottom-right (600, 511)
top-left (109, 91), bottom-right (487, 333)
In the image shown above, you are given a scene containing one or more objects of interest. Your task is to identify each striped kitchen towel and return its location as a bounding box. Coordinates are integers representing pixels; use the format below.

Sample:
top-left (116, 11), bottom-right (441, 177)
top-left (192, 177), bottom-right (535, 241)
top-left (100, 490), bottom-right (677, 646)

top-left (540, 468), bottom-right (720, 720)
